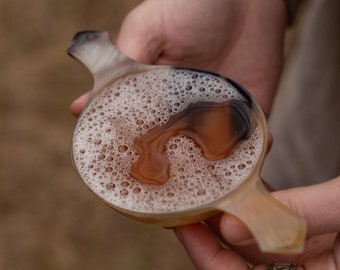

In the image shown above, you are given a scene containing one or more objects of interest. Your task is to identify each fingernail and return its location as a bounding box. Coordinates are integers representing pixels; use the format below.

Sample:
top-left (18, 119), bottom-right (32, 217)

top-left (72, 92), bottom-right (90, 105)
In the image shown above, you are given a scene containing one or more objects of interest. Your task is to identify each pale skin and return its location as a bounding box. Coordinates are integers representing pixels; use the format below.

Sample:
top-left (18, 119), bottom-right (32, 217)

top-left (70, 0), bottom-right (340, 268)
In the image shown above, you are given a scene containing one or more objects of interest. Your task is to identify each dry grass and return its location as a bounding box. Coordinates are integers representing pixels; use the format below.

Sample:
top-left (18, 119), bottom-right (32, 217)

top-left (0, 1), bottom-right (194, 269)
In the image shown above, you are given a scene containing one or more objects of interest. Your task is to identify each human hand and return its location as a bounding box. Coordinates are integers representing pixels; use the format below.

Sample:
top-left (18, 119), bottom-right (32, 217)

top-left (175, 175), bottom-right (340, 269)
top-left (70, 0), bottom-right (287, 117)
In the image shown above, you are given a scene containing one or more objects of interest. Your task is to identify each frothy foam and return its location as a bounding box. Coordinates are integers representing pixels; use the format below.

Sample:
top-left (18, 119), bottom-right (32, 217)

top-left (73, 68), bottom-right (263, 213)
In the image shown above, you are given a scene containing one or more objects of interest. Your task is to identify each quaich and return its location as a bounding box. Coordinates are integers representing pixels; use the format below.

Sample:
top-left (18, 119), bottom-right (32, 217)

top-left (69, 31), bottom-right (306, 254)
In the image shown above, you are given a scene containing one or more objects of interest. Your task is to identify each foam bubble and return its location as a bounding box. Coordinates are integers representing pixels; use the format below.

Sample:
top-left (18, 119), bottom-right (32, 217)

top-left (73, 68), bottom-right (264, 213)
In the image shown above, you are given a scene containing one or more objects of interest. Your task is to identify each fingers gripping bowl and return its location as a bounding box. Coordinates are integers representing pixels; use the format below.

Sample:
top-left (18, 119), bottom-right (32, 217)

top-left (68, 31), bottom-right (306, 253)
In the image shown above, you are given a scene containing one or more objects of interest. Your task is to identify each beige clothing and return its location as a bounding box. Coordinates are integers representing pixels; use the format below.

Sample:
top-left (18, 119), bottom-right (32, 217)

top-left (262, 0), bottom-right (340, 189)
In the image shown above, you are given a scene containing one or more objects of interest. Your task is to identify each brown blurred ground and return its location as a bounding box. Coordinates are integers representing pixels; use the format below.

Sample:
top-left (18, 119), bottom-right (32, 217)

top-left (0, 1), bottom-right (194, 269)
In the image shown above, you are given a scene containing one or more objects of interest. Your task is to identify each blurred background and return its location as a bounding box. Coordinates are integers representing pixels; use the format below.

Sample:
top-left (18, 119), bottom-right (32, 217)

top-left (0, 0), bottom-right (195, 269)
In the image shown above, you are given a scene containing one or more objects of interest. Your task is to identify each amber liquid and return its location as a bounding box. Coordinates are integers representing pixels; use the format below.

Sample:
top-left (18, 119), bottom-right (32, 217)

top-left (130, 100), bottom-right (253, 184)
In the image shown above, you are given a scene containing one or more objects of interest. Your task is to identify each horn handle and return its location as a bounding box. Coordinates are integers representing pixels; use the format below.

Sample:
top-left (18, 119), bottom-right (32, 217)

top-left (68, 31), bottom-right (137, 88)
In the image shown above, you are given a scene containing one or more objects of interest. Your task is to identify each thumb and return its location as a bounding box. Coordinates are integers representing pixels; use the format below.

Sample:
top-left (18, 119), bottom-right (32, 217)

top-left (272, 175), bottom-right (340, 237)
top-left (116, 1), bottom-right (164, 64)
top-left (220, 176), bottom-right (340, 244)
